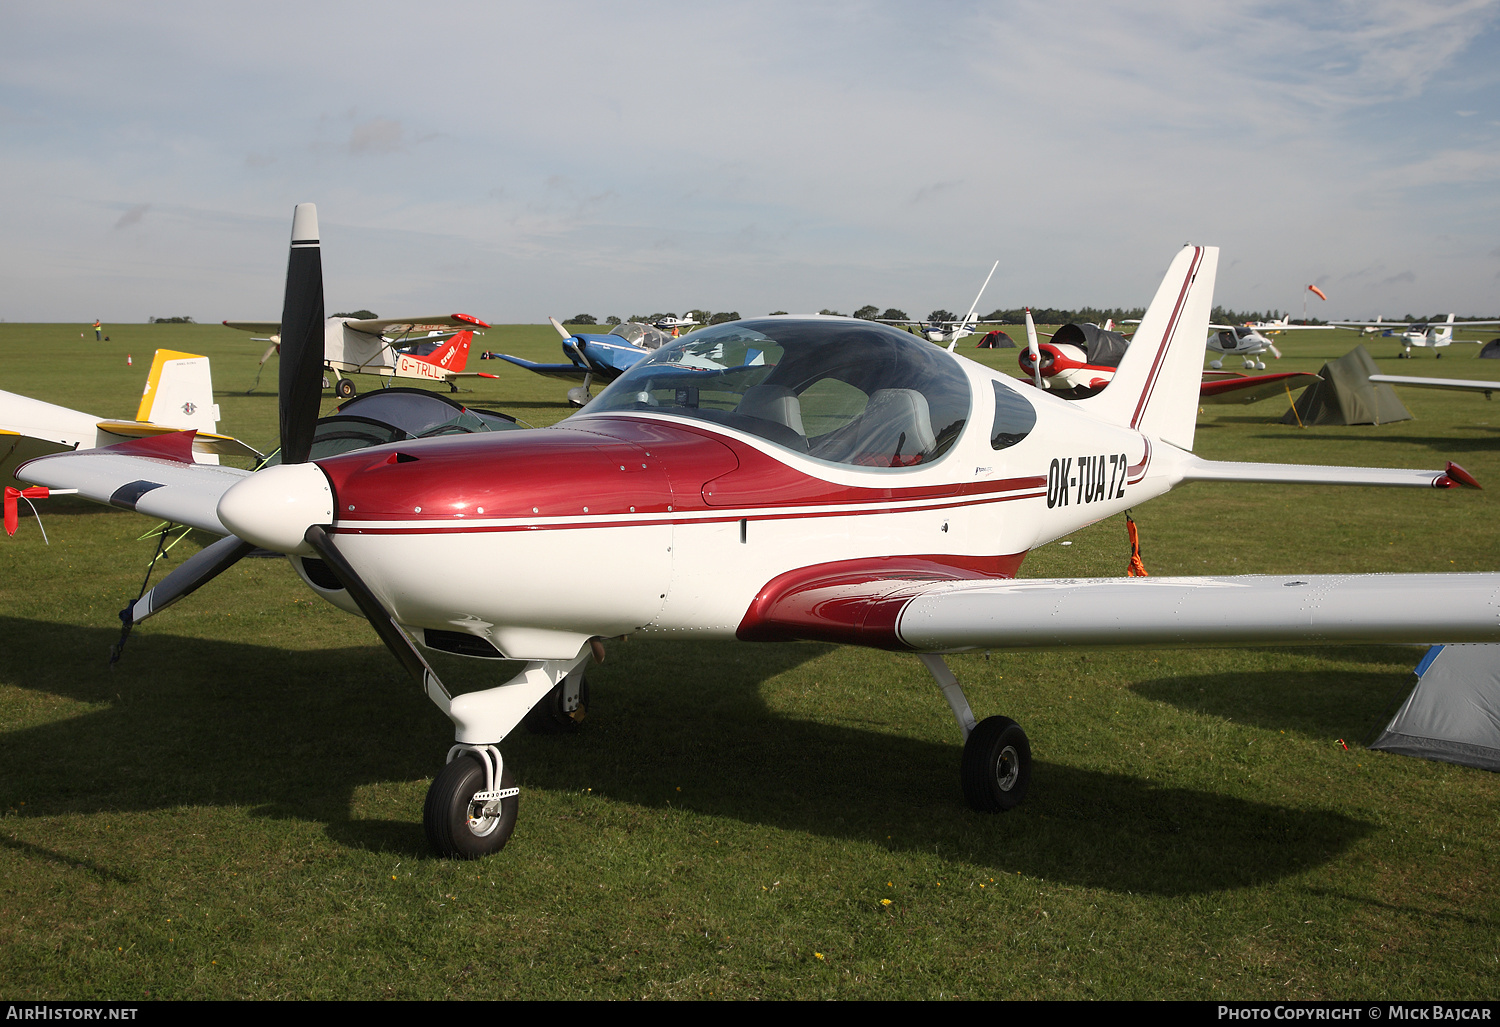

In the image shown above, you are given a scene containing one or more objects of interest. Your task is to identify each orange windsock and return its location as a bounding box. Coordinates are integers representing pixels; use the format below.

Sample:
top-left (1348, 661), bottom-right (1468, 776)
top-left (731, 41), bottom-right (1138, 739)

top-left (1307, 285), bottom-right (1327, 302)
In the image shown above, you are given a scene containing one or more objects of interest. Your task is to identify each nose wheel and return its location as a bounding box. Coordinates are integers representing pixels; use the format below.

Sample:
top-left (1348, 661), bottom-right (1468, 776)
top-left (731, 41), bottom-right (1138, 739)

top-left (423, 748), bottom-right (519, 859)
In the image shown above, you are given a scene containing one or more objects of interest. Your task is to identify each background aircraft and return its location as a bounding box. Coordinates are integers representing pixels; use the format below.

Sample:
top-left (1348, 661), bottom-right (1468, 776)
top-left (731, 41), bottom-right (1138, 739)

top-left (1330, 315), bottom-right (1500, 359)
top-left (19, 209), bottom-right (1500, 861)
top-left (653, 314), bottom-right (700, 333)
top-left (485, 317), bottom-right (674, 406)
top-left (0, 348), bottom-right (259, 492)
top-left (879, 261), bottom-right (1002, 347)
top-left (224, 314), bottom-right (497, 396)
top-left (1016, 320), bottom-right (1321, 404)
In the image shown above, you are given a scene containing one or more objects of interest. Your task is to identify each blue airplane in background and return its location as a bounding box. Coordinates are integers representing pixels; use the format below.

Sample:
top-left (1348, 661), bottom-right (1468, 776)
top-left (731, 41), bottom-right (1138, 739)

top-left (483, 317), bottom-right (675, 406)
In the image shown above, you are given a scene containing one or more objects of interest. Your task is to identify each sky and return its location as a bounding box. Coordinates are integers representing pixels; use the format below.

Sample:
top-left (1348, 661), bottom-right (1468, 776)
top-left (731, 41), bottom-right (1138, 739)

top-left (2, 1), bottom-right (1498, 324)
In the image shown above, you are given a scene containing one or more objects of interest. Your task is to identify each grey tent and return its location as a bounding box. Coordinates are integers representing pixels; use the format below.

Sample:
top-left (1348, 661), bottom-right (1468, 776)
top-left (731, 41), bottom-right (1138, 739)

top-left (1479, 338), bottom-right (1500, 359)
top-left (1281, 344), bottom-right (1412, 425)
top-left (1371, 644), bottom-right (1500, 772)
top-left (976, 330), bottom-right (1016, 349)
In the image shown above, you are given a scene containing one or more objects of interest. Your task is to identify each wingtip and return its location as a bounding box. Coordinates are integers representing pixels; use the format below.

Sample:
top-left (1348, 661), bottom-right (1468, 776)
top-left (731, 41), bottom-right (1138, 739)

top-left (1446, 462), bottom-right (1481, 489)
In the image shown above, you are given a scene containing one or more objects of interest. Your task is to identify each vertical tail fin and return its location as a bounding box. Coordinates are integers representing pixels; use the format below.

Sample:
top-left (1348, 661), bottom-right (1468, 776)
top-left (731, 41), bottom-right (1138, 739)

top-left (135, 350), bottom-right (221, 433)
top-left (417, 330), bottom-right (473, 373)
top-left (1078, 245), bottom-right (1218, 450)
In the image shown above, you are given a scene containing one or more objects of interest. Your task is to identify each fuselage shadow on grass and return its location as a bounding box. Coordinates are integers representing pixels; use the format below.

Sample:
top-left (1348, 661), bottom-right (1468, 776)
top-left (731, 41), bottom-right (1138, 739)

top-left (0, 619), bottom-right (1374, 894)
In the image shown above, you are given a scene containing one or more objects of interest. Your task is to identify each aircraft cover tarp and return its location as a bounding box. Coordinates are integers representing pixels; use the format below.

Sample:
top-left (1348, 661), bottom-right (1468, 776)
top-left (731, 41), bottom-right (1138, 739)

top-left (1280, 345), bottom-right (1412, 425)
top-left (1051, 323), bottom-right (1132, 366)
top-left (1370, 644), bottom-right (1500, 772)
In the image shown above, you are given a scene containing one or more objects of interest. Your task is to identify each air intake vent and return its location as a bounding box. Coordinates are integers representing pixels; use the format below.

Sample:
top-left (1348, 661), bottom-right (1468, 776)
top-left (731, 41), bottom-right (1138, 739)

top-left (423, 629), bottom-right (505, 659)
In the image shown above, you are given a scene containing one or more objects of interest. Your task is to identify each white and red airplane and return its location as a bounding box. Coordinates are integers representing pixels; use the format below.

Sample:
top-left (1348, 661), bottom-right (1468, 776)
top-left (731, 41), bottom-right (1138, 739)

top-left (1015, 318), bottom-right (1321, 404)
top-left (18, 206), bottom-right (1500, 860)
top-left (224, 314), bottom-right (498, 397)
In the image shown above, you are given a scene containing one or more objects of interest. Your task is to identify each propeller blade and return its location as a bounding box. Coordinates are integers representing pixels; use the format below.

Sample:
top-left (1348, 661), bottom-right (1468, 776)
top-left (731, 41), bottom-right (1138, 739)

top-left (123, 535), bottom-right (256, 627)
top-left (548, 317), bottom-right (573, 341)
top-left (278, 204), bottom-right (325, 465)
top-left (303, 525), bottom-right (450, 708)
top-left (1268, 343), bottom-right (1282, 359)
top-left (110, 534), bottom-right (256, 665)
top-left (1025, 308), bottom-right (1043, 389)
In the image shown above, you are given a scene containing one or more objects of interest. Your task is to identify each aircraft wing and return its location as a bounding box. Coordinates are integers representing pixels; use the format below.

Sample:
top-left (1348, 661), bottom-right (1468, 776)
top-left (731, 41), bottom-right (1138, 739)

top-left (17, 432), bottom-right (251, 536)
top-left (223, 321), bottom-right (282, 335)
top-left (1199, 371), bottom-right (1321, 405)
top-left (1370, 375), bottom-right (1499, 396)
top-left (486, 354), bottom-right (593, 382)
top-left (739, 567), bottom-right (1500, 651)
top-left (1208, 323), bottom-right (1340, 332)
top-left (343, 314), bottom-right (490, 336)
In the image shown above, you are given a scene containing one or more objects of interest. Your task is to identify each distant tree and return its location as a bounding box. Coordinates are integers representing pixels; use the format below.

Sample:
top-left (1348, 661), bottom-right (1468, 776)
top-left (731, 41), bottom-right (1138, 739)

top-left (708, 311), bottom-right (740, 325)
top-left (929, 309), bottom-right (957, 323)
top-left (605, 316), bottom-right (621, 325)
top-left (880, 308), bottom-right (908, 321)
top-left (818, 309), bottom-right (843, 316)
top-left (331, 310), bottom-right (378, 319)
top-left (853, 305), bottom-right (879, 320)
top-left (768, 311), bottom-right (788, 316)
top-left (687, 309), bottom-right (712, 324)
top-left (568, 314), bottom-right (597, 325)
top-left (150, 316), bottom-right (196, 323)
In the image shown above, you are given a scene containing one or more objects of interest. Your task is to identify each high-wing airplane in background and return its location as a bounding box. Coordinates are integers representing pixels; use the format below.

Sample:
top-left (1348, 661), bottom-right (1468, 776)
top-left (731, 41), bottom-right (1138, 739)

top-left (879, 261), bottom-right (1003, 347)
top-left (1331, 315), bottom-right (1500, 359)
top-left (485, 318), bottom-right (675, 406)
top-left (19, 207), bottom-right (1500, 861)
top-left (0, 349), bottom-right (260, 492)
top-left (224, 314), bottom-right (498, 397)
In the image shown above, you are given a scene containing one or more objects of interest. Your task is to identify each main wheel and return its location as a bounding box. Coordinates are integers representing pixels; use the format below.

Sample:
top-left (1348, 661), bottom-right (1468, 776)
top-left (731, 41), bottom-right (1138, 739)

top-left (961, 716), bottom-right (1032, 813)
top-left (522, 674), bottom-right (589, 734)
top-left (335, 378), bottom-right (356, 398)
top-left (423, 755), bottom-right (518, 859)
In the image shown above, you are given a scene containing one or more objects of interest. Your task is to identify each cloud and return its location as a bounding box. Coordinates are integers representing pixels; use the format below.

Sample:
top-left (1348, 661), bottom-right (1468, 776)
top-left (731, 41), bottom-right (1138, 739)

top-left (1380, 270), bottom-right (1417, 287)
top-left (113, 203), bottom-right (149, 230)
top-left (908, 180), bottom-right (962, 206)
top-left (244, 153), bottom-right (275, 168)
top-left (346, 118), bottom-right (404, 155)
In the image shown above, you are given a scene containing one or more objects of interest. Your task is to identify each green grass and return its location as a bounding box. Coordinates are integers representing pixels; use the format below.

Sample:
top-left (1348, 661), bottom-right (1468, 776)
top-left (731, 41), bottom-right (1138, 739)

top-left (1, 323), bottom-right (1498, 999)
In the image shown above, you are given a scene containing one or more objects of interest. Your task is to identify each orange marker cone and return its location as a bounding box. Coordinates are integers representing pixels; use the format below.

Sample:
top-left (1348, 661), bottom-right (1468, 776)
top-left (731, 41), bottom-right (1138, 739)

top-left (126, 354), bottom-right (132, 366)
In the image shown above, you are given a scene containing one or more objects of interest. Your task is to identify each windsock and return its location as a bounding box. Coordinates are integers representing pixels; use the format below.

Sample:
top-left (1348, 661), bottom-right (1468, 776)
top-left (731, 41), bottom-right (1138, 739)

top-left (1307, 285), bottom-right (1327, 302)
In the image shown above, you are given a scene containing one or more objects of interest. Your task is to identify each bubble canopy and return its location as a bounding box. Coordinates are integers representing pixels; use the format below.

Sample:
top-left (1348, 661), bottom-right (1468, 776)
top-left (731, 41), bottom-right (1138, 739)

top-left (577, 318), bottom-right (972, 468)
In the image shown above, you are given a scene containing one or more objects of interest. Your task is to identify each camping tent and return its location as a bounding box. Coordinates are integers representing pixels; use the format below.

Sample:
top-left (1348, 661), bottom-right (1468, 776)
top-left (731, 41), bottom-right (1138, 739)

top-left (1371, 644), bottom-right (1500, 772)
top-left (1479, 338), bottom-right (1500, 360)
top-left (976, 330), bottom-right (1015, 349)
top-left (1281, 344), bottom-right (1412, 425)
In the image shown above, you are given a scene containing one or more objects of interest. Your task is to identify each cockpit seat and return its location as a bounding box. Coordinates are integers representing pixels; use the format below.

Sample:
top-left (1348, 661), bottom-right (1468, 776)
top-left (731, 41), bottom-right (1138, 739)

top-left (736, 384), bottom-right (805, 435)
top-left (859, 388), bottom-right (936, 464)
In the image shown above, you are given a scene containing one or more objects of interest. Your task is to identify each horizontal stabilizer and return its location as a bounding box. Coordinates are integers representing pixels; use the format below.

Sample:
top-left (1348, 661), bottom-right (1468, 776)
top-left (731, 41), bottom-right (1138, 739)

top-left (1176, 452), bottom-right (1476, 490)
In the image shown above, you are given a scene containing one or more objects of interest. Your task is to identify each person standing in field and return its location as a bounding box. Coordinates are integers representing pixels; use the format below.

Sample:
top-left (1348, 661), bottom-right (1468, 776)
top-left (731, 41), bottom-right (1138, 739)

top-left (93, 320), bottom-right (102, 341)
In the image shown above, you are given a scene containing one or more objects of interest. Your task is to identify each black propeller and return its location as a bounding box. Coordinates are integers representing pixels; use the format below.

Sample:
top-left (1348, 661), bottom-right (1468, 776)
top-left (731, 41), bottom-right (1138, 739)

top-left (112, 203), bottom-right (328, 661)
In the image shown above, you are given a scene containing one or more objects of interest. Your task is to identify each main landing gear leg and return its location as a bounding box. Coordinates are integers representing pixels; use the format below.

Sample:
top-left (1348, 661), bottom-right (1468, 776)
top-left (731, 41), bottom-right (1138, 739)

top-left (422, 649), bottom-right (592, 858)
top-left (918, 653), bottom-right (1032, 814)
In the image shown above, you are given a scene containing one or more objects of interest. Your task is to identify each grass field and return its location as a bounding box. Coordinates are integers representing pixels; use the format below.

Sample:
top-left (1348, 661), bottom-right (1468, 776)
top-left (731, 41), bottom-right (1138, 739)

top-left (2, 321), bottom-right (1498, 999)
